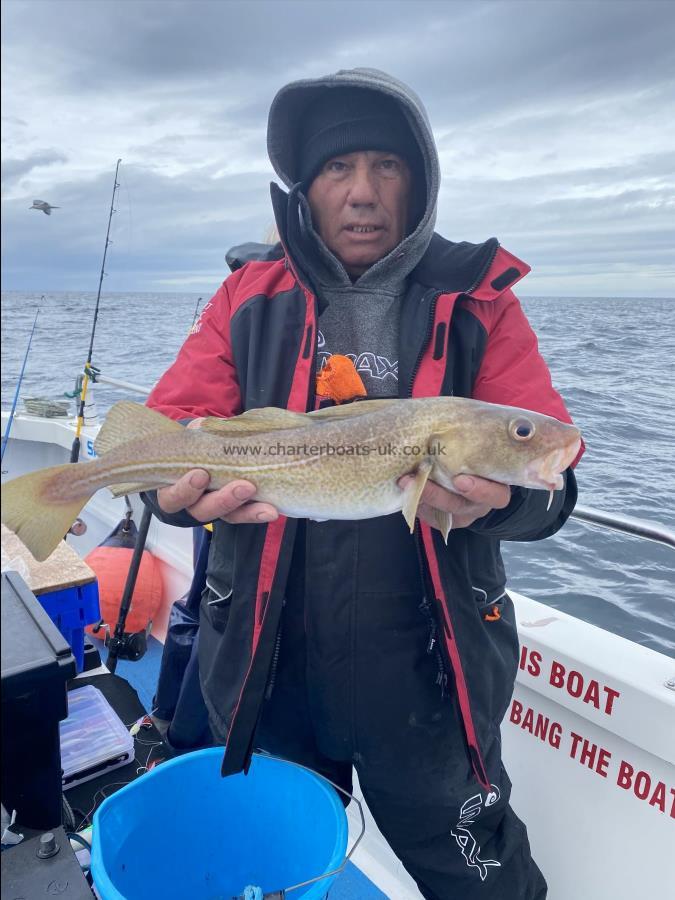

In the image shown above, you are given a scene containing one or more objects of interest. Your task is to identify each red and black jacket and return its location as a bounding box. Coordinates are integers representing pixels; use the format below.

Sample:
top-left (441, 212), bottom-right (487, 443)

top-left (146, 228), bottom-right (581, 790)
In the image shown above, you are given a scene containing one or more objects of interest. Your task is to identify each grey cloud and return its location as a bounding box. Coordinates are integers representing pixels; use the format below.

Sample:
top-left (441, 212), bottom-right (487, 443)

top-left (8, 1), bottom-right (671, 106)
top-left (1, 114), bottom-right (28, 128)
top-left (1, 150), bottom-right (69, 190)
top-left (4, 1), bottom-right (674, 136)
top-left (397, 2), bottom-right (675, 125)
top-left (1, 162), bottom-right (275, 292)
top-left (3, 0), bottom-right (429, 91)
top-left (436, 149), bottom-right (675, 296)
top-left (2, 0), bottom-right (674, 296)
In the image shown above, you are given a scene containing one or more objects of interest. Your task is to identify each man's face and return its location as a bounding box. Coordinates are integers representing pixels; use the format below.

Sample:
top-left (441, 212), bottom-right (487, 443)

top-left (307, 150), bottom-right (412, 278)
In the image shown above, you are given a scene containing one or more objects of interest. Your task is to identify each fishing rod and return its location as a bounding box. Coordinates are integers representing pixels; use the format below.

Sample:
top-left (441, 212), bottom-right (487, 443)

top-left (65, 162), bottom-right (156, 667)
top-left (105, 503), bottom-right (154, 674)
top-left (191, 296), bottom-right (203, 328)
top-left (1, 301), bottom-right (42, 463)
top-left (70, 158), bottom-right (122, 464)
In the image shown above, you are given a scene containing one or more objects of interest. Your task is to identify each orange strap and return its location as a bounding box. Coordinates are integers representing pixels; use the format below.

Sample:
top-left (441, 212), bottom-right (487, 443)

top-left (484, 605), bottom-right (501, 622)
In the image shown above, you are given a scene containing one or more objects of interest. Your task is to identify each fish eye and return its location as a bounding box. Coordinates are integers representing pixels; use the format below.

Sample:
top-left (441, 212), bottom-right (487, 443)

top-left (510, 418), bottom-right (535, 441)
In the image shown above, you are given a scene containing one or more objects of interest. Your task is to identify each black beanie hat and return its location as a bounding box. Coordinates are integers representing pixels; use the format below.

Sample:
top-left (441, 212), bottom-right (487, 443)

top-left (298, 87), bottom-right (423, 187)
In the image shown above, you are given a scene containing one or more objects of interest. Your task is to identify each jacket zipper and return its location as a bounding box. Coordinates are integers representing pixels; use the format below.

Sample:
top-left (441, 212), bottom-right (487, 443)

top-left (238, 237), bottom-right (315, 719)
top-left (406, 267), bottom-right (500, 788)
top-left (413, 522), bottom-right (449, 696)
top-left (406, 291), bottom-right (448, 693)
top-left (407, 290), bottom-right (441, 400)
top-left (306, 295), bottom-right (319, 412)
top-left (466, 240), bottom-right (500, 295)
top-left (418, 594), bottom-right (449, 697)
top-left (405, 244), bottom-right (501, 691)
top-left (264, 600), bottom-right (285, 700)
top-left (264, 279), bottom-right (316, 705)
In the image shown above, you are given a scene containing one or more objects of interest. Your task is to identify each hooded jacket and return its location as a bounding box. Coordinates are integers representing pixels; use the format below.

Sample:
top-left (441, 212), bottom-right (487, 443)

top-left (145, 69), bottom-right (581, 788)
top-left (271, 71), bottom-right (437, 401)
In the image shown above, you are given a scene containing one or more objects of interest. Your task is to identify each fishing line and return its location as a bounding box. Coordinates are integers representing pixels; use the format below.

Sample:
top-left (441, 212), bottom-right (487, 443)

top-left (70, 159), bottom-right (122, 464)
top-left (135, 741), bottom-right (162, 775)
top-left (70, 709), bottom-right (164, 830)
top-left (75, 781), bottom-right (132, 832)
top-left (1, 299), bottom-right (42, 462)
top-left (117, 166), bottom-right (134, 257)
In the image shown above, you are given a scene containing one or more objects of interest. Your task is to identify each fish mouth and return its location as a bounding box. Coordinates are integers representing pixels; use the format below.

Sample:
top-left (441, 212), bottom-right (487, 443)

top-left (526, 437), bottom-right (582, 491)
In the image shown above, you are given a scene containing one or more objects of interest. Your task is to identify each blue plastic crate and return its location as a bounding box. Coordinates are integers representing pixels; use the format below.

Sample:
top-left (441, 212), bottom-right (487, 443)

top-left (37, 580), bottom-right (100, 672)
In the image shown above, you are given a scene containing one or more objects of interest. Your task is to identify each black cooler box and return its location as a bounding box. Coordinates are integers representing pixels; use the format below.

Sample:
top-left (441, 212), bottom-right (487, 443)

top-left (1, 570), bottom-right (77, 829)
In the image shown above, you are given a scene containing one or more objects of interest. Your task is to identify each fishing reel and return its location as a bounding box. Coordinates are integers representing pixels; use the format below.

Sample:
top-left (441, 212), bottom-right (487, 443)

top-left (65, 365), bottom-right (102, 401)
top-left (93, 620), bottom-right (151, 662)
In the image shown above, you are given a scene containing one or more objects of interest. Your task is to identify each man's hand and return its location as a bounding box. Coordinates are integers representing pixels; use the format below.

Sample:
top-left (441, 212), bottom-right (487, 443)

top-left (157, 470), bottom-right (279, 524)
top-left (156, 417), bottom-right (278, 524)
top-left (398, 473), bottom-right (511, 531)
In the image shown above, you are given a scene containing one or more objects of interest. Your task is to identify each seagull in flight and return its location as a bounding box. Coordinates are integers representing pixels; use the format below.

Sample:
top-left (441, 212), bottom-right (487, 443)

top-left (30, 200), bottom-right (60, 215)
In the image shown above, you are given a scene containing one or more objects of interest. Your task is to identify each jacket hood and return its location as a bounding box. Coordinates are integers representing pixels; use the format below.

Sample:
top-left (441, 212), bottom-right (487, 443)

top-left (267, 68), bottom-right (440, 289)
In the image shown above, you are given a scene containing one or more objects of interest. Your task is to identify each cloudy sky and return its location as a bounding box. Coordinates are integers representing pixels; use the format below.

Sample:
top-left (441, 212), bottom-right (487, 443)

top-left (2, 0), bottom-right (674, 297)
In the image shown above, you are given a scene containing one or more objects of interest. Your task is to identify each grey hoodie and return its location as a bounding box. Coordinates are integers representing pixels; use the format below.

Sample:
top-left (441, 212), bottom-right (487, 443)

top-left (267, 68), bottom-right (441, 398)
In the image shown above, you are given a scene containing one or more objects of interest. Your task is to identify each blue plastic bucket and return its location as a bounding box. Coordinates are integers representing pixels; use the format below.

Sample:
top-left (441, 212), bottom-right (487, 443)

top-left (91, 749), bottom-right (348, 899)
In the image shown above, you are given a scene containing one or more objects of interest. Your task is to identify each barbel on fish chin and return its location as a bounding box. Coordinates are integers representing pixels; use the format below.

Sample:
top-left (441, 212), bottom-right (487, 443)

top-left (1, 397), bottom-right (581, 562)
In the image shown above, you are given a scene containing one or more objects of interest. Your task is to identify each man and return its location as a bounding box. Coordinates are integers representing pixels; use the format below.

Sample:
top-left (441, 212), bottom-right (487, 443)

top-left (144, 69), bottom-right (581, 899)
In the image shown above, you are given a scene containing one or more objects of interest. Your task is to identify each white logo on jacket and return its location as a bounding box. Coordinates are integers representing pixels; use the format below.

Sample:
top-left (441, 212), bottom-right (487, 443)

top-left (450, 786), bottom-right (502, 881)
top-left (317, 330), bottom-right (398, 383)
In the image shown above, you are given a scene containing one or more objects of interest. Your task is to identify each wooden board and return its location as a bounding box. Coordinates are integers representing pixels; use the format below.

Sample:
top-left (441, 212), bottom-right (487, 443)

top-left (1, 523), bottom-right (96, 595)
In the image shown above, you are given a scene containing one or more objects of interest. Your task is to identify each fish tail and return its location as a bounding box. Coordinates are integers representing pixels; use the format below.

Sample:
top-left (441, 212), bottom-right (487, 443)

top-left (1, 463), bottom-right (94, 561)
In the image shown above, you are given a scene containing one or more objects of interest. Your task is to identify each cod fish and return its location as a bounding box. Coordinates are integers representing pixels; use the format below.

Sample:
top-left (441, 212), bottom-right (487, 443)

top-left (1, 398), bottom-right (581, 562)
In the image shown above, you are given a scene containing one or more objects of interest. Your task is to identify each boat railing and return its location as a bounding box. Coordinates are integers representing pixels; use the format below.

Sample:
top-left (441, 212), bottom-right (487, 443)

top-left (74, 371), bottom-right (675, 550)
top-left (570, 505), bottom-right (675, 549)
top-left (89, 372), bottom-right (154, 395)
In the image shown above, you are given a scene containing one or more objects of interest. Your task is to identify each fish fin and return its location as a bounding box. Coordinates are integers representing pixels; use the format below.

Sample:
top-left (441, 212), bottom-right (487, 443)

top-left (1, 464), bottom-right (92, 561)
top-left (95, 401), bottom-right (183, 456)
top-left (401, 459), bottom-right (433, 533)
top-left (308, 399), bottom-right (397, 421)
top-left (431, 508), bottom-right (453, 544)
top-left (108, 482), bottom-right (167, 499)
top-left (199, 400), bottom-right (397, 436)
top-left (200, 407), bottom-right (309, 436)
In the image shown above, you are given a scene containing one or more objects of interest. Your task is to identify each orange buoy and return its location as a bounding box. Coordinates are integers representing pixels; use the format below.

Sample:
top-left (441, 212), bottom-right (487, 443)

top-left (85, 518), bottom-right (163, 636)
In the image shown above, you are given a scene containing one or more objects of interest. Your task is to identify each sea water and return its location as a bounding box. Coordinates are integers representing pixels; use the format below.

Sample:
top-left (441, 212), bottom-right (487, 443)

top-left (2, 291), bottom-right (674, 657)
